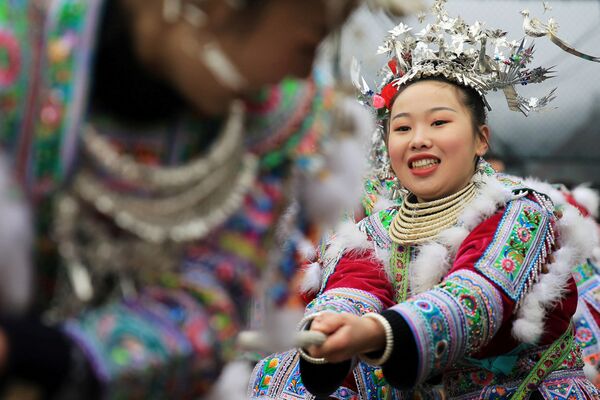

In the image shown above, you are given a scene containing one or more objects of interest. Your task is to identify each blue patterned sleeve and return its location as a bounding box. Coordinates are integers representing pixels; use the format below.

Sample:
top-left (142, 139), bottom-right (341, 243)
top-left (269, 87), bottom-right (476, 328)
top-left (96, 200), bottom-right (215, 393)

top-left (383, 270), bottom-right (504, 386)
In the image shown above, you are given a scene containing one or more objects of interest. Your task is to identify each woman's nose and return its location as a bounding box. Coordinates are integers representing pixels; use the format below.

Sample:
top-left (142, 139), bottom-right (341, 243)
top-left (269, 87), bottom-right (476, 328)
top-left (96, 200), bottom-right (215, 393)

top-left (409, 127), bottom-right (432, 150)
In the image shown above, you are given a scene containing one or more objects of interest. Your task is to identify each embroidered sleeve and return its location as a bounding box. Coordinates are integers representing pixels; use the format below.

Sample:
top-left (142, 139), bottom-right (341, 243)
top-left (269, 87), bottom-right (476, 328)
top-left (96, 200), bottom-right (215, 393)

top-left (473, 197), bottom-right (554, 306)
top-left (309, 250), bottom-right (396, 317)
top-left (382, 270), bottom-right (504, 386)
top-left (306, 288), bottom-right (385, 317)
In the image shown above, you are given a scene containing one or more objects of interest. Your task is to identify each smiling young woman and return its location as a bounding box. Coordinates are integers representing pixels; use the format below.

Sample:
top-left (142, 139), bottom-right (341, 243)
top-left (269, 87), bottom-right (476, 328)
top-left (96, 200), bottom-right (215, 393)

top-left (387, 79), bottom-right (489, 202)
top-left (248, 3), bottom-right (600, 399)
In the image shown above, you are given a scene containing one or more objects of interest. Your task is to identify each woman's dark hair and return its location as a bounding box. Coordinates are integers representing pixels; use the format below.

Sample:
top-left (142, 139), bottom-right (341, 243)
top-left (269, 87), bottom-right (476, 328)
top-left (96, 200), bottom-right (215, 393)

top-left (384, 76), bottom-right (488, 141)
top-left (90, 0), bottom-right (186, 125)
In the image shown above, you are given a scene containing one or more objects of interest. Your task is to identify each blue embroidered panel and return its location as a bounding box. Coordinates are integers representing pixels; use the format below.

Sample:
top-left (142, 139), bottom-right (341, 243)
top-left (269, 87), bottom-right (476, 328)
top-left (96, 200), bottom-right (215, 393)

top-left (390, 270), bottom-right (503, 383)
top-left (306, 288), bottom-right (384, 317)
top-left (474, 198), bottom-right (551, 302)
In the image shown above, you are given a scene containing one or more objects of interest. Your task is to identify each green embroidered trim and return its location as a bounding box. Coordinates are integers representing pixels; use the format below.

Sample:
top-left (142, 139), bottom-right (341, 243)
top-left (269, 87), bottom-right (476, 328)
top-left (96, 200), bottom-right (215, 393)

top-left (35, 0), bottom-right (90, 185)
top-left (391, 244), bottom-right (411, 303)
top-left (512, 324), bottom-right (575, 400)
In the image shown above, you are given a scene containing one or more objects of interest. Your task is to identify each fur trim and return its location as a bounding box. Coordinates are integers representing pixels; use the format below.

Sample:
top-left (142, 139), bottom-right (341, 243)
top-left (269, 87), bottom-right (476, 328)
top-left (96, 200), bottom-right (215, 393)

top-left (207, 360), bottom-right (254, 400)
top-left (558, 204), bottom-right (598, 265)
top-left (459, 175), bottom-right (513, 231)
top-left (511, 205), bottom-right (593, 343)
top-left (574, 300), bottom-right (586, 320)
top-left (410, 242), bottom-right (450, 295)
top-left (512, 315), bottom-right (545, 344)
top-left (583, 362), bottom-right (599, 382)
top-left (372, 196), bottom-right (397, 214)
top-left (296, 236), bottom-right (316, 261)
top-left (436, 226), bottom-right (470, 256)
top-left (300, 100), bottom-right (371, 226)
top-left (324, 220), bottom-right (372, 260)
top-left (572, 184), bottom-right (600, 218)
top-left (522, 177), bottom-right (566, 206)
top-left (512, 247), bottom-right (576, 343)
top-left (300, 262), bottom-right (323, 294)
top-left (0, 156), bottom-right (32, 314)
top-left (373, 247), bottom-right (393, 281)
top-left (593, 247), bottom-right (600, 265)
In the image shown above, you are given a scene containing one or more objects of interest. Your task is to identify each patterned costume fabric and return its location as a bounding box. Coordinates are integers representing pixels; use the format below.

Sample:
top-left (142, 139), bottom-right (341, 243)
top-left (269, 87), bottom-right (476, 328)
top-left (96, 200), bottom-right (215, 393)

top-left (248, 169), bottom-right (599, 399)
top-left (574, 261), bottom-right (600, 373)
top-left (0, 0), bottom-right (351, 397)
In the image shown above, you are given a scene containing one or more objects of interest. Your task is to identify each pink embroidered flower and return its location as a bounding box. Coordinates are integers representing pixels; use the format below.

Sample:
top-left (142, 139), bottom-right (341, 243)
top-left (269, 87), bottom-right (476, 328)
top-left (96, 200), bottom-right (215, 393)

top-left (576, 327), bottom-right (593, 344)
top-left (501, 258), bottom-right (516, 273)
top-left (372, 94), bottom-right (386, 109)
top-left (0, 29), bottom-right (21, 87)
top-left (471, 370), bottom-right (494, 386)
top-left (517, 227), bottom-right (531, 243)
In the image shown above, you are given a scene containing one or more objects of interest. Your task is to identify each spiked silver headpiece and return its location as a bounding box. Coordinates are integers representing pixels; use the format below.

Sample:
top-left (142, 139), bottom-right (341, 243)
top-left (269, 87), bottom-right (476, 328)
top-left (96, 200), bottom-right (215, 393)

top-left (353, 0), bottom-right (599, 117)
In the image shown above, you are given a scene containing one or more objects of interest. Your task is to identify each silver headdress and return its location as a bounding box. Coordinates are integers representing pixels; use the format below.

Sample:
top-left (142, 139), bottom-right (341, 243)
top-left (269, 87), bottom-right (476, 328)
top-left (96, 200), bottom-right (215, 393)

top-left (353, 0), bottom-right (599, 117)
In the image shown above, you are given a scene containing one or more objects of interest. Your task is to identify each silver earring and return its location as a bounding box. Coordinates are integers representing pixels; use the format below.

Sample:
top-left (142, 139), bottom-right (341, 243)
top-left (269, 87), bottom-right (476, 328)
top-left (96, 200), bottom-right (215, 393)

top-left (163, 0), bottom-right (182, 23)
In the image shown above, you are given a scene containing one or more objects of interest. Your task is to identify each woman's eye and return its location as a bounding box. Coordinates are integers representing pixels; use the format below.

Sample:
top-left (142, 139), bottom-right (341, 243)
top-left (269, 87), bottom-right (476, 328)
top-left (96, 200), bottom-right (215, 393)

top-left (432, 120), bottom-right (448, 126)
top-left (395, 126), bottom-right (411, 132)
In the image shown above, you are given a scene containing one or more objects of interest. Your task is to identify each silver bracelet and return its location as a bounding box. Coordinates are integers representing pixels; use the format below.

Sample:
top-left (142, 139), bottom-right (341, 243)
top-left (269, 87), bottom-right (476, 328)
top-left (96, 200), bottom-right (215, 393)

top-left (297, 312), bottom-right (329, 365)
top-left (359, 313), bottom-right (394, 366)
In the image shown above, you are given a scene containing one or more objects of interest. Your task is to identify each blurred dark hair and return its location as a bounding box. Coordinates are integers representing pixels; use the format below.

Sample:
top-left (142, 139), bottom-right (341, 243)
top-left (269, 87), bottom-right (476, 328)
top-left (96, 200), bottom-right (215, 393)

top-left (90, 0), bottom-right (186, 125)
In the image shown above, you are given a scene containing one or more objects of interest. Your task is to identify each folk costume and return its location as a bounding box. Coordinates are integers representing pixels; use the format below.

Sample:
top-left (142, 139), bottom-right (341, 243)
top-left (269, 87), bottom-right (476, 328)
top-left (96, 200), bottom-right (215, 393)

top-left (249, 1), bottom-right (600, 398)
top-left (0, 0), bottom-right (372, 398)
top-left (521, 180), bottom-right (600, 386)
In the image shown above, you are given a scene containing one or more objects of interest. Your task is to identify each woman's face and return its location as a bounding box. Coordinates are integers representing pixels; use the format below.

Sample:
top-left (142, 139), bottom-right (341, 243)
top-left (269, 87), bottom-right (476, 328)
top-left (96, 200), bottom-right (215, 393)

top-left (387, 80), bottom-right (489, 201)
top-left (125, 0), bottom-right (355, 115)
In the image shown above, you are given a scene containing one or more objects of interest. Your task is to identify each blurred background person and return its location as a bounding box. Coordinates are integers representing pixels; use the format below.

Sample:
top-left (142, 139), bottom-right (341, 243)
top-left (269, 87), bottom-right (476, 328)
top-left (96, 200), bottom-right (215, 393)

top-left (0, 0), bottom-right (422, 398)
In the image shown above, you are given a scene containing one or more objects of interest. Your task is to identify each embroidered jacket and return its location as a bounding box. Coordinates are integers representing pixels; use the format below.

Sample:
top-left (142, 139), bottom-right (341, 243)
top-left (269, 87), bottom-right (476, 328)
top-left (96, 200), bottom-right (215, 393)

top-left (523, 180), bottom-right (600, 386)
top-left (249, 170), bottom-right (599, 399)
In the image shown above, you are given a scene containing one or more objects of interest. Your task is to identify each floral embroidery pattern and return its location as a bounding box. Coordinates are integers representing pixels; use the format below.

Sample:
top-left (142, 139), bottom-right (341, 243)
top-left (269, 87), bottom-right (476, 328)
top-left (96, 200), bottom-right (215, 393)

top-left (390, 270), bottom-right (503, 383)
top-left (249, 351), bottom-right (310, 399)
top-left (573, 302), bottom-right (600, 367)
top-left (475, 198), bottom-right (551, 302)
top-left (354, 362), bottom-right (404, 400)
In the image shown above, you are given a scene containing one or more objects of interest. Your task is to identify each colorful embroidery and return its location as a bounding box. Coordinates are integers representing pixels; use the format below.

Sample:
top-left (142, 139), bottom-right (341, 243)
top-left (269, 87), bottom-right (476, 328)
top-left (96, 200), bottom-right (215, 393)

top-left (330, 386), bottom-right (359, 400)
top-left (305, 288), bottom-right (384, 316)
top-left (319, 248), bottom-right (347, 295)
top-left (576, 262), bottom-right (600, 316)
top-left (354, 362), bottom-right (404, 400)
top-left (474, 198), bottom-right (552, 303)
top-left (390, 270), bottom-right (503, 383)
top-left (441, 271), bottom-right (503, 353)
top-left (574, 301), bottom-right (600, 366)
top-left (63, 303), bottom-right (193, 397)
top-left (34, 0), bottom-right (102, 189)
top-left (0, 0), bottom-right (31, 154)
top-left (512, 325), bottom-right (576, 400)
top-left (357, 207), bottom-right (397, 250)
top-left (537, 369), bottom-right (600, 400)
top-left (248, 351), bottom-right (314, 399)
top-left (390, 244), bottom-right (412, 303)
top-left (444, 341), bottom-right (588, 399)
